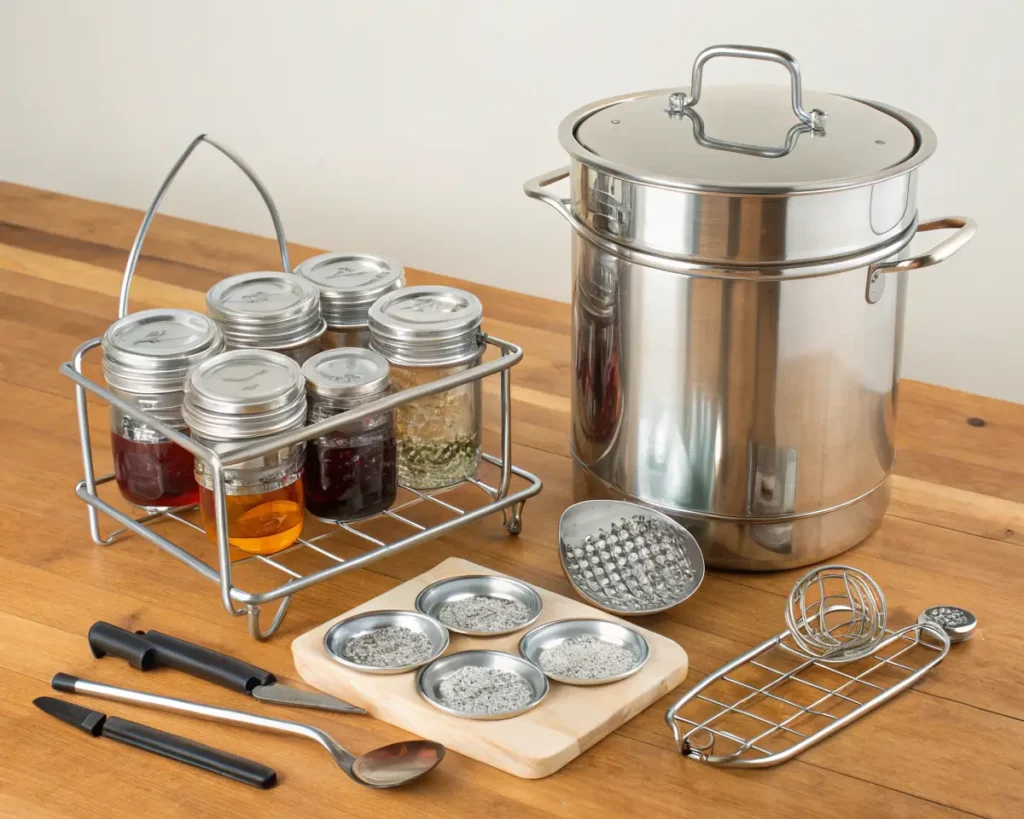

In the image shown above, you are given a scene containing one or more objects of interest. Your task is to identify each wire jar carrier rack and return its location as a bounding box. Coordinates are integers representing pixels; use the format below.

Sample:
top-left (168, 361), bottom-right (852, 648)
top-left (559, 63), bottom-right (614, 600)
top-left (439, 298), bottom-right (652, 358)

top-left (59, 134), bottom-right (543, 640)
top-left (664, 566), bottom-right (955, 768)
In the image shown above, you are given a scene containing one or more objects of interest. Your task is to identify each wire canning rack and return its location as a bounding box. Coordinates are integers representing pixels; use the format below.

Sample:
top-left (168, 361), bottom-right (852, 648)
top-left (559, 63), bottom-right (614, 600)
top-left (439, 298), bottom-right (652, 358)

top-left (58, 134), bottom-right (543, 640)
top-left (664, 605), bottom-right (950, 768)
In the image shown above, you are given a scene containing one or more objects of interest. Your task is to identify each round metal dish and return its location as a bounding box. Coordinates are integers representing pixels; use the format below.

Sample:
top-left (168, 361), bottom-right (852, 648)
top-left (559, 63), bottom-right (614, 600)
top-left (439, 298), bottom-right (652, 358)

top-left (414, 574), bottom-right (543, 637)
top-left (559, 500), bottom-right (705, 615)
top-left (518, 618), bottom-right (649, 686)
top-left (416, 650), bottom-right (549, 720)
top-left (323, 610), bottom-right (449, 675)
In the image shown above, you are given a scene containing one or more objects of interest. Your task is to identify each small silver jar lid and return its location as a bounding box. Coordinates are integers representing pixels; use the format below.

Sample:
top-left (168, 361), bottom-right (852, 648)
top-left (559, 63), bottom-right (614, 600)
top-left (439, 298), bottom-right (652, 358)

top-left (302, 348), bottom-right (391, 401)
top-left (368, 285), bottom-right (483, 367)
top-left (206, 272), bottom-right (326, 350)
top-left (295, 252), bottom-right (405, 328)
top-left (918, 606), bottom-right (977, 643)
top-left (182, 349), bottom-right (307, 440)
top-left (102, 308), bottom-right (224, 393)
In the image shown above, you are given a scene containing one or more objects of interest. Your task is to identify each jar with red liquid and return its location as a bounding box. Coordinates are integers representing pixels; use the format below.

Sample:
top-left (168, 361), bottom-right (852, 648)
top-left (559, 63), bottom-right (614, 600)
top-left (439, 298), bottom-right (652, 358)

top-left (102, 309), bottom-right (224, 510)
top-left (183, 349), bottom-right (308, 555)
top-left (302, 348), bottom-right (397, 522)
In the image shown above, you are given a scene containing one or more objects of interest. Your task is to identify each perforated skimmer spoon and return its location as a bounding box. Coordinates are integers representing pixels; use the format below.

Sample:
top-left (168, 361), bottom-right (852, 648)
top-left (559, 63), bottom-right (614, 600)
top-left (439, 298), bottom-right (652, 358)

top-left (52, 673), bottom-right (444, 788)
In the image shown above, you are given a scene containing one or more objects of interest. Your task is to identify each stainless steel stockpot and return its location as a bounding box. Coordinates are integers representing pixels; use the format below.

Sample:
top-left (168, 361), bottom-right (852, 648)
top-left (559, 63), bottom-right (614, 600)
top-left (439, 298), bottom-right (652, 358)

top-left (525, 44), bottom-right (976, 571)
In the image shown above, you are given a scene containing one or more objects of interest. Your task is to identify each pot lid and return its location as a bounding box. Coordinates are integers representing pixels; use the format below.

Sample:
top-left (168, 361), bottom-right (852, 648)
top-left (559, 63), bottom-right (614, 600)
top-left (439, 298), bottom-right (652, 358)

top-left (182, 349), bottom-right (307, 439)
top-left (102, 308), bottom-right (224, 393)
top-left (302, 348), bottom-right (391, 399)
top-left (295, 252), bottom-right (405, 327)
top-left (561, 45), bottom-right (935, 194)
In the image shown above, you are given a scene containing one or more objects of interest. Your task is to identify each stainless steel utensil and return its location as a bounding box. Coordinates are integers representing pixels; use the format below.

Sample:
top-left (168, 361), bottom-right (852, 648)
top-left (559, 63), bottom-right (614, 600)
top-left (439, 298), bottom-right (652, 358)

top-left (664, 607), bottom-right (953, 768)
top-left (88, 621), bottom-right (364, 714)
top-left (416, 650), bottom-right (549, 720)
top-left (518, 618), bottom-right (649, 685)
top-left (323, 610), bottom-right (449, 675)
top-left (51, 673), bottom-right (444, 788)
top-left (414, 574), bottom-right (543, 636)
top-left (785, 565), bottom-right (887, 663)
top-left (559, 500), bottom-right (704, 614)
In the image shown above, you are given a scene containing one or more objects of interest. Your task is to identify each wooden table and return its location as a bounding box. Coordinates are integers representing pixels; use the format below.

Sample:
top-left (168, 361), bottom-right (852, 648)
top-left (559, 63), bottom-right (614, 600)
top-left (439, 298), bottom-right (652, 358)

top-left (0, 182), bottom-right (1020, 818)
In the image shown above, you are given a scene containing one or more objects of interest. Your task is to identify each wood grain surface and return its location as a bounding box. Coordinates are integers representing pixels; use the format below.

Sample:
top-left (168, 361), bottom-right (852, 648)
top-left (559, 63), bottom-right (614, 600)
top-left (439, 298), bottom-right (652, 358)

top-left (292, 556), bottom-right (689, 779)
top-left (0, 181), bottom-right (1021, 817)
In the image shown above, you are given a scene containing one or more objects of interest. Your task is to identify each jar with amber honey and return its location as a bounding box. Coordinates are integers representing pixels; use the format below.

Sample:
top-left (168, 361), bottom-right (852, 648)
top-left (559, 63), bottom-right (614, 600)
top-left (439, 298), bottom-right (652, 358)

top-left (182, 349), bottom-right (307, 555)
top-left (295, 252), bottom-right (404, 350)
top-left (369, 286), bottom-right (484, 490)
top-left (206, 272), bottom-right (326, 364)
top-left (102, 309), bottom-right (224, 510)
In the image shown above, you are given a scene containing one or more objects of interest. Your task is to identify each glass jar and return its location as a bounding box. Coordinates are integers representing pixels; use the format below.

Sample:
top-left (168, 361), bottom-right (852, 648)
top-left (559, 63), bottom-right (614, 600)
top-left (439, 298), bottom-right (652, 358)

top-left (295, 252), bottom-right (404, 352)
top-left (102, 309), bottom-right (224, 510)
top-left (206, 271), bottom-right (326, 363)
top-left (369, 286), bottom-right (484, 489)
top-left (182, 349), bottom-right (308, 555)
top-left (302, 348), bottom-right (397, 521)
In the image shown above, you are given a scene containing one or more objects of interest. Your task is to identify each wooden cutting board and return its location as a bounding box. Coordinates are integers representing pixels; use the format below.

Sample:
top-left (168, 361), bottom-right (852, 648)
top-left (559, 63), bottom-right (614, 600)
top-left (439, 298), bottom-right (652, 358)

top-left (291, 557), bottom-right (689, 779)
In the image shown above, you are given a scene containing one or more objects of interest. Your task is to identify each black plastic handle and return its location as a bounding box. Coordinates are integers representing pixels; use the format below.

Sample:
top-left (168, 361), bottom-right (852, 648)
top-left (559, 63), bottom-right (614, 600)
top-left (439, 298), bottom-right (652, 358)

top-left (103, 716), bottom-right (277, 788)
top-left (88, 622), bottom-right (157, 670)
top-left (52, 672), bottom-right (80, 693)
top-left (87, 622), bottom-right (275, 694)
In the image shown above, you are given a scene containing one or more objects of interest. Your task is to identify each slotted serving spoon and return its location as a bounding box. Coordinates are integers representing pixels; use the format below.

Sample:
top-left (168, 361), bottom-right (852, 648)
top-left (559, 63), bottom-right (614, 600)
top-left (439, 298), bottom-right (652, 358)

top-left (52, 673), bottom-right (444, 788)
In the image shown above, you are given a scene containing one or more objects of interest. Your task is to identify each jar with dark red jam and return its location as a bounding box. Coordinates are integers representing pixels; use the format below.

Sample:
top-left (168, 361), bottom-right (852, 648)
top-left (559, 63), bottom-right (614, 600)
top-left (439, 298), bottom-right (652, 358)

top-left (102, 309), bottom-right (224, 510)
top-left (302, 348), bottom-right (397, 522)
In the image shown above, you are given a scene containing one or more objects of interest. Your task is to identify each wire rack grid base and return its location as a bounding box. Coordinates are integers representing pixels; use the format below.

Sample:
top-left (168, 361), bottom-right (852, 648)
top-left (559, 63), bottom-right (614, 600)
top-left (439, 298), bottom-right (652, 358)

top-left (664, 604), bottom-right (951, 767)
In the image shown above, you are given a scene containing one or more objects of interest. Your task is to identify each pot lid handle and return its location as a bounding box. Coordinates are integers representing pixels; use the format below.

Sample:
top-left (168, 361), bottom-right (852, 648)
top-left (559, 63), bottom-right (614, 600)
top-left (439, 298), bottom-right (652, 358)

top-left (668, 44), bottom-right (827, 132)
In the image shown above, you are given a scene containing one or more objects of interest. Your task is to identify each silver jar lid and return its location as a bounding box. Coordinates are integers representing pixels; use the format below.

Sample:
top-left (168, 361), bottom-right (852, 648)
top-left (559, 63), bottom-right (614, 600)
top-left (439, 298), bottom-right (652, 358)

top-left (302, 348), bottom-right (391, 400)
top-left (102, 309), bottom-right (224, 393)
top-left (368, 285), bottom-right (483, 366)
top-left (206, 272), bottom-right (326, 349)
top-left (295, 252), bottom-right (405, 328)
top-left (182, 349), bottom-right (307, 440)
top-left (560, 55), bottom-right (935, 195)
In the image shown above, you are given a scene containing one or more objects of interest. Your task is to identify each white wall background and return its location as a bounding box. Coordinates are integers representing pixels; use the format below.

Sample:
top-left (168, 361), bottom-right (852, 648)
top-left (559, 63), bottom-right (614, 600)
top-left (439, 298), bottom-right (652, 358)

top-left (3, 0), bottom-right (1022, 402)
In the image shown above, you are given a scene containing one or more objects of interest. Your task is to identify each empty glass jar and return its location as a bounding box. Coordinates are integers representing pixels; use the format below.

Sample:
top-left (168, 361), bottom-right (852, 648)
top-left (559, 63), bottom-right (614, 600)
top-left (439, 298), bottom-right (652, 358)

top-left (369, 286), bottom-right (484, 489)
top-left (302, 348), bottom-right (397, 521)
top-left (295, 252), bottom-right (404, 349)
top-left (182, 349), bottom-right (307, 555)
top-left (102, 309), bottom-right (224, 510)
top-left (206, 272), bottom-right (326, 363)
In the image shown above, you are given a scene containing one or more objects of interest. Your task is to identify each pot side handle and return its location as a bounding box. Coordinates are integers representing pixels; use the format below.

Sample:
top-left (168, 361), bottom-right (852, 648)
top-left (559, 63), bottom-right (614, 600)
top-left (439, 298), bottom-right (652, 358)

top-left (523, 166), bottom-right (576, 226)
top-left (869, 217), bottom-right (977, 276)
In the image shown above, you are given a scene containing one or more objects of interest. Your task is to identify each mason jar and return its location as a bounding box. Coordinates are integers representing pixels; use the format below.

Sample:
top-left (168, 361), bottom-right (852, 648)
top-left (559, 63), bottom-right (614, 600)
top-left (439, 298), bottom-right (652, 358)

top-left (295, 252), bottom-right (404, 350)
top-left (182, 349), bottom-right (307, 555)
top-left (368, 286), bottom-right (484, 489)
top-left (302, 348), bottom-right (397, 521)
top-left (206, 272), bottom-right (326, 364)
top-left (101, 309), bottom-right (224, 510)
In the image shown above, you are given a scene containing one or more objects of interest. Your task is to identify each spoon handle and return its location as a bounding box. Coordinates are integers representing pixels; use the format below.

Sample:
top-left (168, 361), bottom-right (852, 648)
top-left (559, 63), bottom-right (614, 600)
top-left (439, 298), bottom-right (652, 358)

top-left (51, 673), bottom-right (340, 757)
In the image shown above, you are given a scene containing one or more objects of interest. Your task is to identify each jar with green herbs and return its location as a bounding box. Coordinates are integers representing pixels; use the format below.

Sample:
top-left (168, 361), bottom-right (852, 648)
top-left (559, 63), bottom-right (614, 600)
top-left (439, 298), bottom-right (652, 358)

top-left (368, 286), bottom-right (483, 489)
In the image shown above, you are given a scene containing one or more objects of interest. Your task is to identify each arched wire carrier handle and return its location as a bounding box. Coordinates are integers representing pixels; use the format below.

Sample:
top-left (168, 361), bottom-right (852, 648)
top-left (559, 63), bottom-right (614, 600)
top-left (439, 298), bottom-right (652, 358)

top-left (118, 134), bottom-right (291, 319)
top-left (666, 44), bottom-right (826, 159)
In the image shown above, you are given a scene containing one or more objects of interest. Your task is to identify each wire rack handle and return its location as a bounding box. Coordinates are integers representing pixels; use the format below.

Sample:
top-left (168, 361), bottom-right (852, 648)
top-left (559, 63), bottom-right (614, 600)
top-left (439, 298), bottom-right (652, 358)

top-left (118, 134), bottom-right (291, 319)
